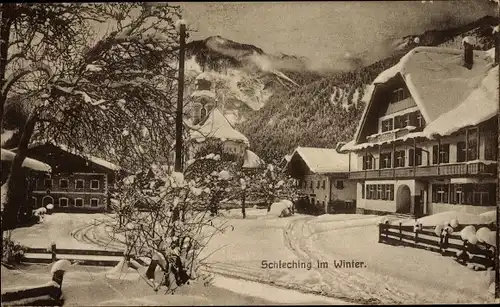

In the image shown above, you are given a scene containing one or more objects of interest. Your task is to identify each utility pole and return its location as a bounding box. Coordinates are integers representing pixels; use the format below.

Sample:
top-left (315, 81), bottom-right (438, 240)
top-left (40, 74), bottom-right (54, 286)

top-left (175, 21), bottom-right (186, 172)
top-left (496, 0), bottom-right (499, 301)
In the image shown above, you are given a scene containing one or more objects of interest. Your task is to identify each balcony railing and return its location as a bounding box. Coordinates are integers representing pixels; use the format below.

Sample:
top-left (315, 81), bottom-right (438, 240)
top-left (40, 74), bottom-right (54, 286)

top-left (349, 162), bottom-right (496, 180)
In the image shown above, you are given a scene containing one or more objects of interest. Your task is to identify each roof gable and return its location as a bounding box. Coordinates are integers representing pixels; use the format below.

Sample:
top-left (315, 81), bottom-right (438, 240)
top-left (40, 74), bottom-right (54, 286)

top-left (190, 108), bottom-right (249, 144)
top-left (353, 47), bottom-right (494, 145)
top-left (288, 147), bottom-right (350, 174)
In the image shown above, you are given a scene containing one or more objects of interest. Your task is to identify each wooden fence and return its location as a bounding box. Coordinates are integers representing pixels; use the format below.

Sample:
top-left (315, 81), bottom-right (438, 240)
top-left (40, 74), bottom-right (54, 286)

top-left (22, 243), bottom-right (127, 267)
top-left (378, 223), bottom-right (496, 269)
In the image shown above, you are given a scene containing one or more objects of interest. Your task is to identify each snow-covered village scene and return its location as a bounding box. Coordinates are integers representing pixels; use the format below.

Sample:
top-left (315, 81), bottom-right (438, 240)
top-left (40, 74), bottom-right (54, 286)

top-left (1, 1), bottom-right (500, 306)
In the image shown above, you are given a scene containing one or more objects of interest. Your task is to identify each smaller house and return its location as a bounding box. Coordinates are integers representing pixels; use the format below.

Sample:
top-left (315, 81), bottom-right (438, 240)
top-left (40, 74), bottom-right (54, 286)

top-left (17, 142), bottom-right (122, 213)
top-left (285, 146), bottom-right (356, 213)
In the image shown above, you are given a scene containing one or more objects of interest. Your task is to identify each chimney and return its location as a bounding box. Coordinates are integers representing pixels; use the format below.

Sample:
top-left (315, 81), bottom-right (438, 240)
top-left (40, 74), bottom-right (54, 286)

top-left (462, 37), bottom-right (474, 70)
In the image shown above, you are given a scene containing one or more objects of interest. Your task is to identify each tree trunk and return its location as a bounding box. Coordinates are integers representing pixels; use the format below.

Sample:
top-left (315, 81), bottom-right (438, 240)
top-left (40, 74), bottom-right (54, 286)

top-left (241, 190), bottom-right (246, 219)
top-left (0, 4), bottom-right (13, 127)
top-left (2, 115), bottom-right (37, 231)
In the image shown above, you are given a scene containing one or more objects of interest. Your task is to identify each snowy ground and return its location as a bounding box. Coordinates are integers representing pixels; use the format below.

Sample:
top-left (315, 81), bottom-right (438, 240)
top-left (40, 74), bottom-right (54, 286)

top-left (5, 210), bottom-right (495, 304)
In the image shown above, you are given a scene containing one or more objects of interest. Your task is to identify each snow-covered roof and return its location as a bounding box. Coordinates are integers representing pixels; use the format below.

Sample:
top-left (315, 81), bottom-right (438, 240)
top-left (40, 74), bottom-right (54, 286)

top-left (1, 148), bottom-right (52, 172)
top-left (242, 149), bottom-right (265, 169)
top-left (190, 108), bottom-right (249, 144)
top-left (191, 90), bottom-right (216, 99)
top-left (289, 146), bottom-right (350, 174)
top-left (344, 47), bottom-right (497, 151)
top-left (373, 47), bottom-right (493, 123)
top-left (26, 141), bottom-right (121, 171)
top-left (425, 65), bottom-right (498, 138)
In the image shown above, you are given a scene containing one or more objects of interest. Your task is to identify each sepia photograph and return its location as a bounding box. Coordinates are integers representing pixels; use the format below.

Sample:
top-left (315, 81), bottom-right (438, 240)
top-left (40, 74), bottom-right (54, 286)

top-left (1, 1), bottom-right (499, 305)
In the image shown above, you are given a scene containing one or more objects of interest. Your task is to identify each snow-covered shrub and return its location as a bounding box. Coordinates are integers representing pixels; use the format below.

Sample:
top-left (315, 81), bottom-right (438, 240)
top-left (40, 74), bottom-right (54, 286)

top-left (460, 225), bottom-right (476, 241)
top-left (467, 233), bottom-right (478, 245)
top-left (2, 237), bottom-right (28, 264)
top-left (377, 216), bottom-right (390, 226)
top-left (267, 201), bottom-right (291, 218)
top-left (46, 203), bottom-right (54, 214)
top-left (476, 228), bottom-right (496, 247)
top-left (444, 226), bottom-right (454, 235)
top-left (449, 219), bottom-right (459, 228)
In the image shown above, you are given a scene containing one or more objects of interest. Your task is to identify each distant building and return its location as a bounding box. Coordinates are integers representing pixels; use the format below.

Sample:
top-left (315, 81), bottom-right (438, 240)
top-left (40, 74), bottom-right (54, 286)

top-left (172, 72), bottom-right (264, 169)
top-left (285, 146), bottom-right (356, 213)
top-left (341, 45), bottom-right (498, 217)
top-left (18, 142), bottom-right (122, 213)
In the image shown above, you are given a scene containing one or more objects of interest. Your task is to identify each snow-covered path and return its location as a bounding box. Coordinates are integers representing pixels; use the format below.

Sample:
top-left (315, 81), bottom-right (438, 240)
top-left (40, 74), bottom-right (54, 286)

top-left (285, 215), bottom-right (492, 304)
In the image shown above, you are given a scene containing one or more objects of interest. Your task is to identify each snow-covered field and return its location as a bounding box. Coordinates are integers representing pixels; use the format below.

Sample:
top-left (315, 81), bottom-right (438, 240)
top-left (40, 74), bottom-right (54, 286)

top-left (4, 209), bottom-right (495, 304)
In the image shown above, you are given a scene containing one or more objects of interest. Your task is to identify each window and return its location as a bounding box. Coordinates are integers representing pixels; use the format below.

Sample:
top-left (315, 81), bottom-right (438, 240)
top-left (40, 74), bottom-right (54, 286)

top-left (75, 179), bottom-right (85, 189)
top-left (450, 184), bottom-right (464, 204)
top-left (361, 183), bottom-right (365, 199)
top-left (336, 180), bottom-right (344, 189)
top-left (467, 129), bottom-right (478, 161)
top-left (471, 184), bottom-right (495, 206)
top-left (316, 180), bottom-right (320, 189)
top-left (381, 184), bottom-right (387, 200)
top-left (59, 198), bottom-right (68, 207)
top-left (416, 112), bottom-right (425, 129)
top-left (432, 184), bottom-right (449, 203)
top-left (309, 181), bottom-right (313, 189)
top-left (44, 179), bottom-right (52, 189)
top-left (432, 144), bottom-right (450, 164)
top-left (90, 198), bottom-right (99, 207)
top-left (484, 131), bottom-right (497, 160)
top-left (457, 141), bottom-right (466, 162)
top-left (395, 150), bottom-right (405, 167)
top-left (59, 179), bottom-right (69, 189)
top-left (391, 88), bottom-right (410, 103)
top-left (90, 180), bottom-right (100, 190)
top-left (322, 180), bottom-right (326, 189)
top-left (362, 155), bottom-right (373, 170)
top-left (75, 198), bottom-right (84, 207)
top-left (381, 118), bottom-right (393, 132)
top-left (376, 185), bottom-right (383, 200)
top-left (379, 152), bottom-right (392, 169)
top-left (408, 148), bottom-right (423, 166)
top-left (386, 185), bottom-right (394, 201)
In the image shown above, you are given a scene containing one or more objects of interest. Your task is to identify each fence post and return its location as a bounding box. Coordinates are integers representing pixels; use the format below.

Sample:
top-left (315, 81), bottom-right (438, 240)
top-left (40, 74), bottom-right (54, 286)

top-left (461, 240), bottom-right (468, 265)
top-left (378, 224), bottom-right (383, 243)
top-left (414, 229), bottom-right (418, 246)
top-left (399, 222), bottom-right (402, 244)
top-left (51, 243), bottom-right (57, 262)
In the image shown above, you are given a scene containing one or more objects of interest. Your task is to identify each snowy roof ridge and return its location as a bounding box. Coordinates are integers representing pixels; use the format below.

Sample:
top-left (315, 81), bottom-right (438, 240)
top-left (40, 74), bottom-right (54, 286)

top-left (291, 146), bottom-right (350, 173)
top-left (242, 149), bottom-right (265, 169)
top-left (190, 108), bottom-right (249, 144)
top-left (1, 148), bottom-right (52, 172)
top-left (27, 140), bottom-right (121, 171)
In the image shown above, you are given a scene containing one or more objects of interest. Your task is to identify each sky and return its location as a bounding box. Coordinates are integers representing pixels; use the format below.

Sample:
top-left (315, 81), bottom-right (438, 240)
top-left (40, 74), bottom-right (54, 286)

top-left (178, 1), bottom-right (497, 70)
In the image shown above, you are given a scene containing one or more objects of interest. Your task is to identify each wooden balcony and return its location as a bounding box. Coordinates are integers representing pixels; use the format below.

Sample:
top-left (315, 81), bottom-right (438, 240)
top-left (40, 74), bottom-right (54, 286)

top-left (349, 162), bottom-right (496, 180)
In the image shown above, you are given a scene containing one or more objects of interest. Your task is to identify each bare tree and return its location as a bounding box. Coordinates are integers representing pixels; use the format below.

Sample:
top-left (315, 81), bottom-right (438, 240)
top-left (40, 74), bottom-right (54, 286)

top-left (1, 3), bottom-right (188, 230)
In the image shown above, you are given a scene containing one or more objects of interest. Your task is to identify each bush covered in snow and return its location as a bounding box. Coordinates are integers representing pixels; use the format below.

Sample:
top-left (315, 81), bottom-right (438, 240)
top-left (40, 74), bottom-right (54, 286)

top-left (267, 201), bottom-right (292, 218)
top-left (2, 237), bottom-right (28, 265)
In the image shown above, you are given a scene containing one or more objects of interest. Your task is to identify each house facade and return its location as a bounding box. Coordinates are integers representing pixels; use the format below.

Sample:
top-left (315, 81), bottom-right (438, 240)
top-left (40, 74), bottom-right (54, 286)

top-left (286, 146), bottom-right (357, 213)
top-left (341, 45), bottom-right (498, 217)
top-left (21, 142), bottom-right (121, 213)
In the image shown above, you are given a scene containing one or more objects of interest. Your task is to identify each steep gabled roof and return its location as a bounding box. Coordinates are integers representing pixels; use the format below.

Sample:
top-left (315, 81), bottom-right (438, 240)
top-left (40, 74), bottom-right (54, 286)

top-left (289, 146), bottom-right (350, 174)
top-left (344, 46), bottom-right (495, 150)
top-left (24, 141), bottom-right (121, 172)
top-left (190, 108), bottom-right (249, 144)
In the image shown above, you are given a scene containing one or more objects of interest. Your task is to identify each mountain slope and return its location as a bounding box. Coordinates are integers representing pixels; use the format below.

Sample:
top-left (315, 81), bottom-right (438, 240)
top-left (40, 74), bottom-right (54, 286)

top-left (237, 15), bottom-right (498, 163)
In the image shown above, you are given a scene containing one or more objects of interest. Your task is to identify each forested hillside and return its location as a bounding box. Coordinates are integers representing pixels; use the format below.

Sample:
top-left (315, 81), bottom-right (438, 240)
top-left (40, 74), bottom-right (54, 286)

top-left (237, 16), bottom-right (498, 163)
